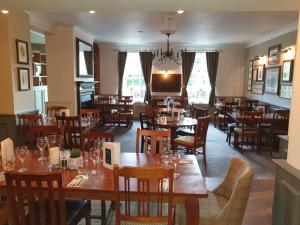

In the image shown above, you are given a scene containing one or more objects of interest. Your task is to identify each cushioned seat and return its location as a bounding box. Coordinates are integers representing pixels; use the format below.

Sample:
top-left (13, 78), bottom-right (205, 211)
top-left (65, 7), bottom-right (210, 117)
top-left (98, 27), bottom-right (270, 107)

top-left (174, 136), bottom-right (195, 147)
top-left (234, 127), bottom-right (258, 136)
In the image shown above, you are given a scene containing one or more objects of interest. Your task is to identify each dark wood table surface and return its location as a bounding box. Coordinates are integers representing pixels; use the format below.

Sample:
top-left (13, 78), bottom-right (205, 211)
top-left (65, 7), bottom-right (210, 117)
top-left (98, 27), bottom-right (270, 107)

top-left (0, 151), bottom-right (207, 225)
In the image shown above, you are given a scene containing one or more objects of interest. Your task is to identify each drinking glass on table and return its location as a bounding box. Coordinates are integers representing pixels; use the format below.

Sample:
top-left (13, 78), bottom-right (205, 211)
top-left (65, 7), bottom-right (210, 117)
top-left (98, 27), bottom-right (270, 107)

top-left (37, 137), bottom-right (47, 161)
top-left (160, 137), bottom-right (171, 166)
top-left (90, 147), bottom-right (100, 175)
top-left (94, 138), bottom-right (103, 163)
top-left (185, 109), bottom-right (190, 117)
top-left (16, 146), bottom-right (28, 172)
top-left (172, 152), bottom-right (181, 178)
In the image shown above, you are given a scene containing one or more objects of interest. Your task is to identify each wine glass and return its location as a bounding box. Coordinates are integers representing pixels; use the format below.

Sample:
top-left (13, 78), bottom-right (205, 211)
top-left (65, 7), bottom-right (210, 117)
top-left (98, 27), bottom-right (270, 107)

top-left (90, 147), bottom-right (100, 175)
top-left (16, 146), bottom-right (28, 172)
top-left (172, 152), bottom-right (181, 178)
top-left (160, 137), bottom-right (171, 166)
top-left (185, 109), bottom-right (190, 117)
top-left (94, 138), bottom-right (103, 163)
top-left (37, 137), bottom-right (47, 161)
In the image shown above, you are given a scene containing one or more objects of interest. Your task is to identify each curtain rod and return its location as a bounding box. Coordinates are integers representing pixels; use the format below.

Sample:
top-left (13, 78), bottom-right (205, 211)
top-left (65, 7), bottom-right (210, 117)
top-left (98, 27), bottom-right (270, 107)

top-left (113, 49), bottom-right (222, 53)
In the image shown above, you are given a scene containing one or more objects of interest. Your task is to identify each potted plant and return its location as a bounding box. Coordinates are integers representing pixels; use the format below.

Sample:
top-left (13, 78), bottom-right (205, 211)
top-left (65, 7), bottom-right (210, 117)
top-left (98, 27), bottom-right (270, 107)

top-left (68, 149), bottom-right (82, 170)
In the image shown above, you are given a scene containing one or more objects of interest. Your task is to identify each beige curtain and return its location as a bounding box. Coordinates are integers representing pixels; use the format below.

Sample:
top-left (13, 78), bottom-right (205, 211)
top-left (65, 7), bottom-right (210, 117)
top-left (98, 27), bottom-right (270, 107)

top-left (139, 52), bottom-right (153, 103)
top-left (206, 52), bottom-right (220, 105)
top-left (118, 52), bottom-right (127, 97)
top-left (182, 52), bottom-right (196, 100)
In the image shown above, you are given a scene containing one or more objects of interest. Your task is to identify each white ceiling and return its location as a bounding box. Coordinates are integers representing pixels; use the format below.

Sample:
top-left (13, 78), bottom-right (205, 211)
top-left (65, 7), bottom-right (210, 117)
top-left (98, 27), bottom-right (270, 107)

top-left (33, 11), bottom-right (298, 45)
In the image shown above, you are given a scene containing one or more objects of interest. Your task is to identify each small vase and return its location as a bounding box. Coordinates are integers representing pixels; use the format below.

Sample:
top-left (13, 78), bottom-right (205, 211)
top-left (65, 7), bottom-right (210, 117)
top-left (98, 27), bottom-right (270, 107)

top-left (68, 156), bottom-right (82, 170)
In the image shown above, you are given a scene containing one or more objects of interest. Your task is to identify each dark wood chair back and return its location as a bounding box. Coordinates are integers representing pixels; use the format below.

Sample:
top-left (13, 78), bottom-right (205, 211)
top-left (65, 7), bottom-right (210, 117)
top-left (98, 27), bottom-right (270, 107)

top-left (244, 100), bottom-right (258, 107)
top-left (80, 109), bottom-right (101, 119)
top-left (18, 114), bottom-right (43, 144)
top-left (5, 172), bottom-right (66, 225)
top-left (56, 116), bottom-right (81, 149)
top-left (139, 113), bottom-right (155, 130)
top-left (136, 128), bottom-right (171, 154)
top-left (255, 105), bottom-right (270, 114)
top-left (81, 131), bottom-right (114, 154)
top-left (243, 111), bottom-right (263, 118)
top-left (144, 105), bottom-right (156, 116)
top-left (113, 165), bottom-right (174, 225)
top-left (273, 109), bottom-right (290, 120)
top-left (194, 116), bottom-right (211, 147)
top-left (240, 112), bottom-right (262, 132)
top-left (193, 107), bottom-right (209, 118)
top-left (46, 106), bottom-right (66, 117)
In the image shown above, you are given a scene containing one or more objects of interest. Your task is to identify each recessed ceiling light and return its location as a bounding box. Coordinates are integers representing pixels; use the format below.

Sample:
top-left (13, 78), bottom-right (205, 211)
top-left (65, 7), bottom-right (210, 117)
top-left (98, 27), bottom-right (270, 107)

top-left (1, 9), bottom-right (9, 14)
top-left (89, 11), bottom-right (96, 14)
top-left (177, 9), bottom-right (184, 14)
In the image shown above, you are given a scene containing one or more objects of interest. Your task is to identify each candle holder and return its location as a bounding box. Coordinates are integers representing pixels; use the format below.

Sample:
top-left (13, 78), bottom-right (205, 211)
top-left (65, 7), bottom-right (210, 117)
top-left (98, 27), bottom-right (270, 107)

top-left (47, 134), bottom-right (64, 168)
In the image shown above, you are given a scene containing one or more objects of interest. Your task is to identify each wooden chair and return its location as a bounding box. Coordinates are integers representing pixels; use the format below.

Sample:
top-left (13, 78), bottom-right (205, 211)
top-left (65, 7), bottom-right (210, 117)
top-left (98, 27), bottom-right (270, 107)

top-left (56, 116), bottom-right (82, 149)
top-left (173, 116), bottom-right (211, 169)
top-left (244, 99), bottom-right (258, 108)
top-left (255, 105), bottom-right (270, 114)
top-left (233, 112), bottom-right (262, 153)
top-left (5, 172), bottom-right (91, 225)
top-left (113, 165), bottom-right (175, 225)
top-left (192, 107), bottom-right (209, 118)
top-left (46, 106), bottom-right (66, 118)
top-left (273, 109), bottom-right (290, 119)
top-left (80, 108), bottom-right (102, 127)
top-left (0, 202), bottom-right (9, 225)
top-left (136, 128), bottom-right (171, 154)
top-left (139, 113), bottom-right (155, 130)
top-left (117, 100), bottom-right (133, 127)
top-left (18, 114), bottom-right (43, 145)
top-left (28, 125), bottom-right (65, 148)
top-left (181, 157), bottom-right (253, 225)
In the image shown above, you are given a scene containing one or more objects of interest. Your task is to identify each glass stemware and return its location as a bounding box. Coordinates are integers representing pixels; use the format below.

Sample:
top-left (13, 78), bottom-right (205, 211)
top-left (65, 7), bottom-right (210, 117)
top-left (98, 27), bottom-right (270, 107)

top-left (90, 147), bottom-right (100, 175)
top-left (16, 146), bottom-right (28, 172)
top-left (172, 152), bottom-right (181, 178)
top-left (185, 109), bottom-right (190, 117)
top-left (36, 137), bottom-right (47, 161)
top-left (94, 138), bottom-right (103, 163)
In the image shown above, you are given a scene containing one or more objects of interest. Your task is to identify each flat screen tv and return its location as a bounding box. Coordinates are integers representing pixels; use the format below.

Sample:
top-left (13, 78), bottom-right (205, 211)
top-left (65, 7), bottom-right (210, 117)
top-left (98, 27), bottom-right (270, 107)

top-left (151, 74), bottom-right (182, 93)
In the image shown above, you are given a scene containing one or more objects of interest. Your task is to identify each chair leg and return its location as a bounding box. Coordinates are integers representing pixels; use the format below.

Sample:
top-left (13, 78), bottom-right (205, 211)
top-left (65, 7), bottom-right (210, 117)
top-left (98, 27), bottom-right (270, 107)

top-left (101, 200), bottom-right (106, 225)
top-left (202, 146), bottom-right (207, 170)
top-left (86, 215), bottom-right (91, 225)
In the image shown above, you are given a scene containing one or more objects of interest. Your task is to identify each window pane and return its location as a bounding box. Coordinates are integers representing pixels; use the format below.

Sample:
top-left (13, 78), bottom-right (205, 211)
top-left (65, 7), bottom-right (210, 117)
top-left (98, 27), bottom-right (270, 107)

top-left (187, 53), bottom-right (211, 104)
top-left (122, 53), bottom-right (146, 102)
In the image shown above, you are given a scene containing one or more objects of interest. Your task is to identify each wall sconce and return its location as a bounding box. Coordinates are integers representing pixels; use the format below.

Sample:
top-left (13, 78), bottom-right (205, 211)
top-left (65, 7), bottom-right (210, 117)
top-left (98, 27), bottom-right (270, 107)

top-left (163, 70), bottom-right (169, 79)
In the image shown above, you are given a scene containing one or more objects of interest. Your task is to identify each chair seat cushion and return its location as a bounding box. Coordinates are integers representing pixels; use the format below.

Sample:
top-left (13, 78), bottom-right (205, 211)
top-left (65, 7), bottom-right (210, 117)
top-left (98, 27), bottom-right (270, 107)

top-left (175, 128), bottom-right (195, 136)
top-left (174, 136), bottom-right (195, 147)
top-left (234, 127), bottom-right (258, 136)
top-left (176, 192), bottom-right (228, 225)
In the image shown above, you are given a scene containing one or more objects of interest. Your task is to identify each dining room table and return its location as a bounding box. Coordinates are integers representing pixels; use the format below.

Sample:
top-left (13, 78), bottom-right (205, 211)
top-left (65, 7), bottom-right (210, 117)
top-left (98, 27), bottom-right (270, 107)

top-left (0, 151), bottom-right (207, 225)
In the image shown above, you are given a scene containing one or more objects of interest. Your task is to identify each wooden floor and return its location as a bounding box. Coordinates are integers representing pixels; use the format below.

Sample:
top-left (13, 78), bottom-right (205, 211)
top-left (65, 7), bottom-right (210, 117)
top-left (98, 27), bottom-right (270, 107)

top-left (84, 121), bottom-right (275, 225)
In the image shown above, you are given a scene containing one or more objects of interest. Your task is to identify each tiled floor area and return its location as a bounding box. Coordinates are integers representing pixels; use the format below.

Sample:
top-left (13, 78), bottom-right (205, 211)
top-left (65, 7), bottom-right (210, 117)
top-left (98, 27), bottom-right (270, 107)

top-left (84, 121), bottom-right (275, 225)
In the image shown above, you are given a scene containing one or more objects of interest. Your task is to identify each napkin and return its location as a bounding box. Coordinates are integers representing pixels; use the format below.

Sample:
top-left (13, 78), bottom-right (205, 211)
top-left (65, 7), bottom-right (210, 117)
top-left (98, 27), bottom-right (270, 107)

top-left (1, 138), bottom-right (15, 165)
top-left (59, 109), bottom-right (70, 116)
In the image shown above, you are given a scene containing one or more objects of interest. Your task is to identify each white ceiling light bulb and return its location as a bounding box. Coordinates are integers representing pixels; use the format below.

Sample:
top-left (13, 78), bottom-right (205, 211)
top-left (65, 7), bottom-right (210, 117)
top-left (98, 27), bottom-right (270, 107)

top-left (177, 9), bottom-right (184, 14)
top-left (89, 11), bottom-right (96, 14)
top-left (1, 9), bottom-right (9, 14)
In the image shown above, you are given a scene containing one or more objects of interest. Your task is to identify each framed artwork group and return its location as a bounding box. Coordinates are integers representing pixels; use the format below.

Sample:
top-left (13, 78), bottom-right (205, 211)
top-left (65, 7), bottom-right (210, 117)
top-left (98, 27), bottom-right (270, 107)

top-left (16, 39), bottom-right (30, 91)
top-left (248, 43), bottom-right (294, 99)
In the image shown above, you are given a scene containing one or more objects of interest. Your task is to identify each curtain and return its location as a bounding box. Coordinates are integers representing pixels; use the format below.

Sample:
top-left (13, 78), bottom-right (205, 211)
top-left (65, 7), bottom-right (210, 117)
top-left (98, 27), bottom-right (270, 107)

top-left (182, 51), bottom-right (196, 100)
top-left (139, 51), bottom-right (153, 103)
top-left (206, 52), bottom-right (220, 105)
top-left (83, 51), bottom-right (93, 75)
top-left (118, 52), bottom-right (127, 97)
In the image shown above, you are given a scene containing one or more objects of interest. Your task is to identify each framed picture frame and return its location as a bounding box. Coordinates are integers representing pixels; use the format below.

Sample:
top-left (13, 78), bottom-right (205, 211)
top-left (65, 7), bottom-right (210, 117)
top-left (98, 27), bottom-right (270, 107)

top-left (252, 82), bottom-right (264, 95)
top-left (257, 65), bottom-right (265, 81)
top-left (18, 67), bottom-right (30, 91)
top-left (252, 68), bottom-right (258, 82)
top-left (264, 66), bottom-right (281, 95)
top-left (268, 44), bottom-right (281, 65)
top-left (280, 83), bottom-right (293, 99)
top-left (248, 60), bottom-right (253, 91)
top-left (282, 60), bottom-right (294, 82)
top-left (103, 142), bottom-right (120, 169)
top-left (16, 39), bottom-right (29, 65)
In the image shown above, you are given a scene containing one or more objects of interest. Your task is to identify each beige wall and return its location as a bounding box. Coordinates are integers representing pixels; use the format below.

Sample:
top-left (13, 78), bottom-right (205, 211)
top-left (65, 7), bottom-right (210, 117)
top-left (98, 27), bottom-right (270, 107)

top-left (98, 43), bottom-right (245, 98)
top-left (244, 31), bottom-right (297, 108)
top-left (0, 12), bottom-right (34, 115)
top-left (287, 14), bottom-right (300, 170)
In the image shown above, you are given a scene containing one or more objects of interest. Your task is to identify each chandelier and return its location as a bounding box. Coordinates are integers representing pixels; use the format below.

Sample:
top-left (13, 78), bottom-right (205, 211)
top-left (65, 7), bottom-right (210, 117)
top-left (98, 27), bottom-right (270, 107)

top-left (152, 31), bottom-right (182, 65)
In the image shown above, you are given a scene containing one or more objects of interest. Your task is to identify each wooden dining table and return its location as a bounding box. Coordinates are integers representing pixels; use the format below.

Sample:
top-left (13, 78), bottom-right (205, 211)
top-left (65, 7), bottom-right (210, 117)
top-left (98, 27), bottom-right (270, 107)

top-left (0, 151), bottom-right (207, 225)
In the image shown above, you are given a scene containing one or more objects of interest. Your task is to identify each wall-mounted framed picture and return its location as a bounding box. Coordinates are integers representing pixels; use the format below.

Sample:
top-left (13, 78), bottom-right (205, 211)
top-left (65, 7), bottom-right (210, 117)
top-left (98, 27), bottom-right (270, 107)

top-left (252, 68), bottom-right (258, 82)
top-left (16, 39), bottom-right (29, 65)
top-left (18, 67), bottom-right (30, 91)
top-left (252, 82), bottom-right (264, 95)
top-left (253, 59), bottom-right (259, 68)
top-left (282, 59), bottom-right (294, 82)
top-left (280, 83), bottom-right (293, 99)
top-left (268, 44), bottom-right (281, 65)
top-left (257, 65), bottom-right (265, 81)
top-left (264, 66), bottom-right (281, 95)
top-left (248, 60), bottom-right (253, 91)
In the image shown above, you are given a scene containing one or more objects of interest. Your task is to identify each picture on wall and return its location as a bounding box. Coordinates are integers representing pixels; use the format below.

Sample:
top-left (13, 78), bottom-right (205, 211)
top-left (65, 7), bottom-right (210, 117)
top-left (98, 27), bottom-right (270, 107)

top-left (257, 65), bottom-right (265, 81)
top-left (268, 44), bottom-right (281, 65)
top-left (280, 83), bottom-right (293, 99)
top-left (18, 68), bottom-right (30, 91)
top-left (248, 60), bottom-right (253, 91)
top-left (252, 68), bottom-right (258, 82)
top-left (282, 60), bottom-right (294, 82)
top-left (264, 66), bottom-right (280, 95)
top-left (252, 82), bottom-right (264, 95)
top-left (16, 39), bottom-right (29, 65)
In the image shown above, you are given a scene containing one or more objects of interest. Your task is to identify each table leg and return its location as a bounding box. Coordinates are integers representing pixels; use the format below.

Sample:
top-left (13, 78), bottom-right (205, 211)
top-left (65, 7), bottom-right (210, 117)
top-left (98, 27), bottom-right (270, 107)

top-left (185, 197), bottom-right (199, 225)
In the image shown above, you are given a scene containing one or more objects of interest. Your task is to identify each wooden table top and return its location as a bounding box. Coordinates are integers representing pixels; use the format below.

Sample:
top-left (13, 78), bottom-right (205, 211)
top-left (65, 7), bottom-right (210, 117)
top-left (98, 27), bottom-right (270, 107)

top-left (0, 152), bottom-right (207, 200)
top-left (156, 117), bottom-right (197, 129)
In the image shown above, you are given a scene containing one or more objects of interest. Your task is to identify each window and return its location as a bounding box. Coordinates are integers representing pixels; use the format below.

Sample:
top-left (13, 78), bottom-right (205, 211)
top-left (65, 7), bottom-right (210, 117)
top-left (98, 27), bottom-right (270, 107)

top-left (187, 53), bottom-right (211, 104)
top-left (122, 53), bottom-right (146, 102)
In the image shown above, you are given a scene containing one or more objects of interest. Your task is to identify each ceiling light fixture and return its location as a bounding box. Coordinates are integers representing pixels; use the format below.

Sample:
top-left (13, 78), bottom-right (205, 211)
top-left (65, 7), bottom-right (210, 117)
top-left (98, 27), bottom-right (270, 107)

top-left (177, 9), bottom-right (184, 14)
top-left (88, 10), bottom-right (96, 14)
top-left (1, 9), bottom-right (9, 14)
top-left (152, 31), bottom-right (185, 65)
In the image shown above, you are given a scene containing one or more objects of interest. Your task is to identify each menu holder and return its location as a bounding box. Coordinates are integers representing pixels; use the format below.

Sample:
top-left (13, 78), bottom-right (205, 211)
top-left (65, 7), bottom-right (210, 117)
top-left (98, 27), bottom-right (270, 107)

top-left (103, 142), bottom-right (120, 170)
